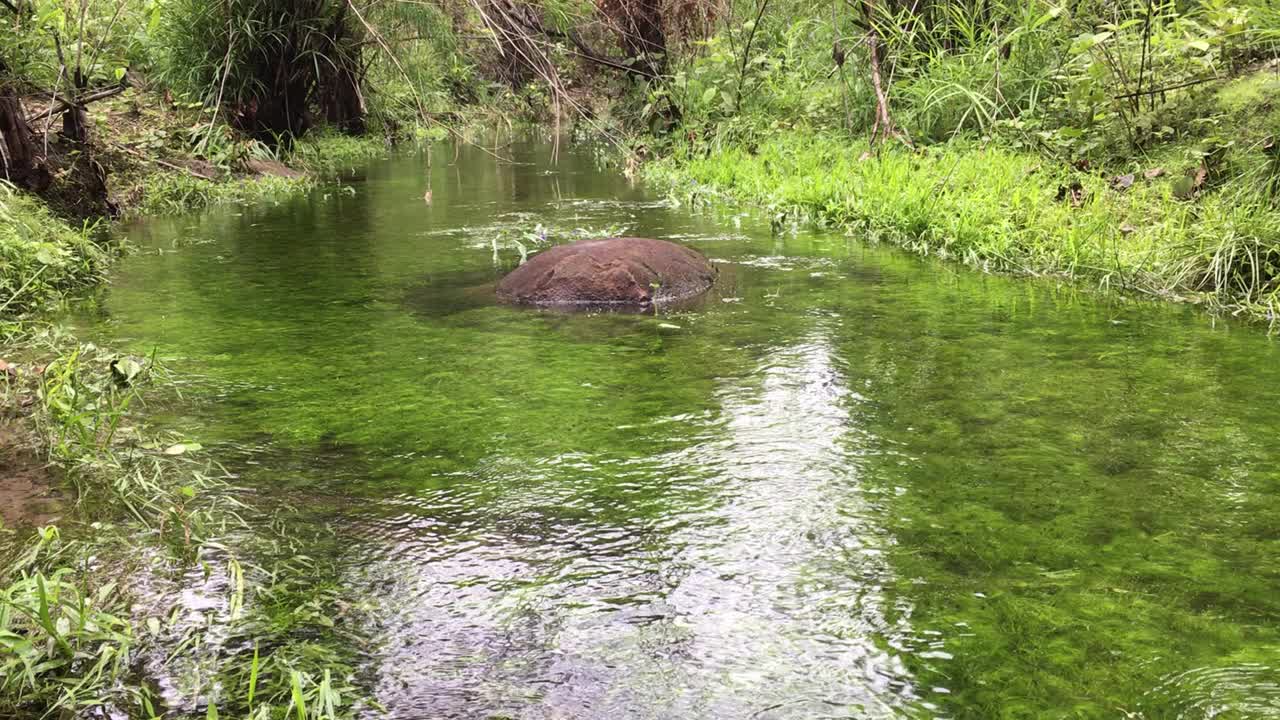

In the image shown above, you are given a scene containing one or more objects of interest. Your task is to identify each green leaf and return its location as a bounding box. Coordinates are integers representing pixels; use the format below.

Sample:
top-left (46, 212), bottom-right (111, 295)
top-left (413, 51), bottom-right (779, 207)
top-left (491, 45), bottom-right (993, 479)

top-left (248, 644), bottom-right (260, 708)
top-left (291, 671), bottom-right (308, 720)
top-left (110, 356), bottom-right (145, 385)
top-left (34, 245), bottom-right (64, 266)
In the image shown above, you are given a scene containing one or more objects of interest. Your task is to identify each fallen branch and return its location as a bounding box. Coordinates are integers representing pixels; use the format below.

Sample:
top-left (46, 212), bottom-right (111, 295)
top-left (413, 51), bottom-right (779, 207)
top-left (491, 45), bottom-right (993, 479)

top-left (26, 83), bottom-right (125, 126)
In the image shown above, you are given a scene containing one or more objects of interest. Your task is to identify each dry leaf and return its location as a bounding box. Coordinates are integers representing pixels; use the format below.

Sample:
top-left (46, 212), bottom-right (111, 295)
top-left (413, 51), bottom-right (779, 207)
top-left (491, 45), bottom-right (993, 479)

top-left (1110, 173), bottom-right (1135, 191)
top-left (1191, 165), bottom-right (1208, 194)
top-left (1143, 167), bottom-right (1165, 180)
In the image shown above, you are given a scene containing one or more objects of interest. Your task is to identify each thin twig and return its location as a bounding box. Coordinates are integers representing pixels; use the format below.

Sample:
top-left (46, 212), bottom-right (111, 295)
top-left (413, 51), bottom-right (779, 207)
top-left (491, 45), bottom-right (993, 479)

top-left (1112, 75), bottom-right (1221, 100)
top-left (733, 0), bottom-right (771, 107)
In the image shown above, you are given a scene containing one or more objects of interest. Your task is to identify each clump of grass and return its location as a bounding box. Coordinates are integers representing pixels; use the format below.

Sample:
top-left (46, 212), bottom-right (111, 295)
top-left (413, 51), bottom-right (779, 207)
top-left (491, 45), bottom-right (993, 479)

top-left (136, 173), bottom-right (316, 218)
top-left (287, 132), bottom-right (395, 176)
top-left (0, 184), bottom-right (109, 317)
top-left (1168, 200), bottom-right (1280, 321)
top-left (0, 526), bottom-right (143, 718)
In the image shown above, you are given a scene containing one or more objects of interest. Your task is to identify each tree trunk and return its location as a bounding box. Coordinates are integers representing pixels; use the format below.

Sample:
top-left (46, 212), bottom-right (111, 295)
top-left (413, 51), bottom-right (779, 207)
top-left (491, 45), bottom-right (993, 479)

top-left (0, 92), bottom-right (32, 168)
top-left (0, 75), bottom-right (46, 189)
top-left (485, 0), bottom-right (540, 89)
top-left (861, 0), bottom-right (904, 146)
top-left (60, 104), bottom-right (89, 144)
top-left (319, 5), bottom-right (366, 134)
top-left (321, 63), bottom-right (366, 134)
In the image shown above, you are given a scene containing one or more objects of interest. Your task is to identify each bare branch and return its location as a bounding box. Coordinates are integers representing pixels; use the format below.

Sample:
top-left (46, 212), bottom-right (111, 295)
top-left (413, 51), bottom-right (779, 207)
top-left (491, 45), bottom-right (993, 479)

top-left (25, 83), bottom-right (126, 126)
top-left (1112, 75), bottom-right (1221, 101)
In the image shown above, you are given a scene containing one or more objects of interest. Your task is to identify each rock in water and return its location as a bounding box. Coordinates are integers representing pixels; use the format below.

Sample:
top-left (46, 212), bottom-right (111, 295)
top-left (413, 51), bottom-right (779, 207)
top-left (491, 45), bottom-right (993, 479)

top-left (497, 238), bottom-right (716, 309)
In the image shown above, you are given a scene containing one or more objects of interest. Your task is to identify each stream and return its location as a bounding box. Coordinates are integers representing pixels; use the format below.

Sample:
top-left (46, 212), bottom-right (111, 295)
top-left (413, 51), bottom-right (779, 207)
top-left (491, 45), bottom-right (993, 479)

top-left (83, 139), bottom-right (1280, 718)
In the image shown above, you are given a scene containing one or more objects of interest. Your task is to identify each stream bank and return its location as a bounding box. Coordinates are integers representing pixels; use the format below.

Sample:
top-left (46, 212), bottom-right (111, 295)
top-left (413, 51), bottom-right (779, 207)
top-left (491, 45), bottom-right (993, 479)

top-left (642, 65), bottom-right (1280, 326)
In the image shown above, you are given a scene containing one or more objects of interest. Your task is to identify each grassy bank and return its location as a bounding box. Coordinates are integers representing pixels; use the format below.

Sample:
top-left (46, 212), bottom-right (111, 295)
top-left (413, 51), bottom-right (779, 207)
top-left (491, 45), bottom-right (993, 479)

top-left (0, 187), bottom-right (108, 317)
top-left (646, 68), bottom-right (1280, 324)
top-left (0, 122), bottom-right (396, 312)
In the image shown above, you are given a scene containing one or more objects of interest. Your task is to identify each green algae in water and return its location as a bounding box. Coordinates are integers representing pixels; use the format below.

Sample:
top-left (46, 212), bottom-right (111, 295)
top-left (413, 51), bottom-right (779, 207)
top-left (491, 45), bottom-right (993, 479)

top-left (81, 140), bottom-right (1280, 718)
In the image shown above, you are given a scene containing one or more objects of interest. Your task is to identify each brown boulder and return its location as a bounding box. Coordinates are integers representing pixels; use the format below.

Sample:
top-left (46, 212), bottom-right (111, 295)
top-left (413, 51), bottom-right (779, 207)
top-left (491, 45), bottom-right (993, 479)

top-left (497, 238), bottom-right (716, 309)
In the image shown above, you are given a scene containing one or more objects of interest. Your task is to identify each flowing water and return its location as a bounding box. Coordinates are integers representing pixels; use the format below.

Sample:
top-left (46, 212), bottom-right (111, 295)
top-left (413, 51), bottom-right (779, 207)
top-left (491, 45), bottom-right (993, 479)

top-left (81, 139), bottom-right (1280, 718)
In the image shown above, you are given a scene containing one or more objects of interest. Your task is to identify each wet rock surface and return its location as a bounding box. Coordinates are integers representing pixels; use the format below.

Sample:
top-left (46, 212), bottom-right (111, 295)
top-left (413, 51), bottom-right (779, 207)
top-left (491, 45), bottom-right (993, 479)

top-left (496, 238), bottom-right (716, 309)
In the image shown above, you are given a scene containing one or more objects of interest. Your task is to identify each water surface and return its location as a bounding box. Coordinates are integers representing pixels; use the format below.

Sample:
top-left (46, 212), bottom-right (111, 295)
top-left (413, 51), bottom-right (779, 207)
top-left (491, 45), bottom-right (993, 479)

top-left (88, 139), bottom-right (1280, 718)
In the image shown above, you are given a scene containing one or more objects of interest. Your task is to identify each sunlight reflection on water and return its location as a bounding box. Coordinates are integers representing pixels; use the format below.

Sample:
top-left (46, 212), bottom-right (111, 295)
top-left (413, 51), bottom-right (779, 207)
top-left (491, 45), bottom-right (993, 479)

top-left (353, 330), bottom-right (919, 719)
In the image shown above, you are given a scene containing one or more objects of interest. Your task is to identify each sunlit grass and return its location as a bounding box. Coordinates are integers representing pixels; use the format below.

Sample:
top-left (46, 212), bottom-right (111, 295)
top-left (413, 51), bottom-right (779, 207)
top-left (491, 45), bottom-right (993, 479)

top-left (647, 131), bottom-right (1280, 324)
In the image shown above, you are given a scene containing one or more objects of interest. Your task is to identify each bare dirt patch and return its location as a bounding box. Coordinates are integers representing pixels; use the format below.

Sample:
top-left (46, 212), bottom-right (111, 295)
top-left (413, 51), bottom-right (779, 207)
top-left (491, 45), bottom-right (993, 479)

top-left (0, 424), bottom-right (62, 529)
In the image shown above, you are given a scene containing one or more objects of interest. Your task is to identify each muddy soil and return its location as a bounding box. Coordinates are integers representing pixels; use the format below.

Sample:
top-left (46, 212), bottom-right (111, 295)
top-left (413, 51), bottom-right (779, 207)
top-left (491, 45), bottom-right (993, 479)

top-left (0, 425), bottom-right (62, 529)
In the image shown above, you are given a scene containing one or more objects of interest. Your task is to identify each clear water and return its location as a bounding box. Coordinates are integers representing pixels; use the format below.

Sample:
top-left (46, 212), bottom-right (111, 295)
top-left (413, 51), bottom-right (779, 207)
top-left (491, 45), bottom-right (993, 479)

top-left (84, 139), bottom-right (1280, 718)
